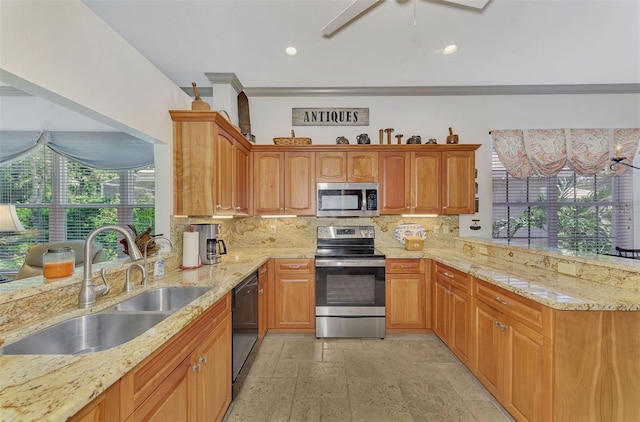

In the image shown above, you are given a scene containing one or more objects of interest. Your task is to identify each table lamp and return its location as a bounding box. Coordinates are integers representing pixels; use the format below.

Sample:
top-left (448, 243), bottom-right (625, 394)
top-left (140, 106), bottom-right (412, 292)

top-left (0, 204), bottom-right (25, 232)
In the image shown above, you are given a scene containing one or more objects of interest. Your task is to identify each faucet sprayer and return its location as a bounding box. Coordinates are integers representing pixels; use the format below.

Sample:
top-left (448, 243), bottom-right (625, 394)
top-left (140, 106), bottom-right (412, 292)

top-left (78, 225), bottom-right (143, 308)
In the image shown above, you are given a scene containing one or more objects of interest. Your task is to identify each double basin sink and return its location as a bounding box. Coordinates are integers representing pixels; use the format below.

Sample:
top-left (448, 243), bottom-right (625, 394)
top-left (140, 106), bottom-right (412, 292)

top-left (0, 286), bottom-right (211, 355)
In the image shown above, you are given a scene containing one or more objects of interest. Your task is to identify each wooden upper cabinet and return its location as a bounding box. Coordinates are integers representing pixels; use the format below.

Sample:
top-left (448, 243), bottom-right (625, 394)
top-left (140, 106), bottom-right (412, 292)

top-left (215, 130), bottom-right (236, 215)
top-left (253, 151), bottom-right (284, 215)
top-left (412, 151), bottom-right (441, 214)
top-left (442, 150), bottom-right (475, 214)
top-left (316, 151), bottom-right (347, 182)
top-left (347, 151), bottom-right (378, 182)
top-left (379, 152), bottom-right (411, 214)
top-left (170, 110), bottom-right (253, 216)
top-left (235, 143), bottom-right (251, 215)
top-left (285, 152), bottom-right (316, 215)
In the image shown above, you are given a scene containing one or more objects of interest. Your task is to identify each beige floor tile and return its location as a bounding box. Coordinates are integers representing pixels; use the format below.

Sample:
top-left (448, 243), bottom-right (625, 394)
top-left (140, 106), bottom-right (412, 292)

top-left (322, 339), bottom-right (364, 350)
top-left (320, 398), bottom-right (351, 422)
top-left (436, 363), bottom-right (493, 401)
top-left (225, 377), bottom-right (296, 422)
top-left (322, 348), bottom-right (344, 362)
top-left (295, 376), bottom-right (349, 399)
top-left (398, 379), bottom-right (475, 422)
top-left (298, 361), bottom-right (346, 379)
top-left (348, 378), bottom-right (414, 422)
top-left (381, 360), bottom-right (449, 381)
top-left (281, 337), bottom-right (324, 362)
top-left (464, 400), bottom-right (514, 422)
top-left (272, 359), bottom-right (300, 378)
top-left (289, 397), bottom-right (322, 422)
top-left (344, 349), bottom-right (388, 378)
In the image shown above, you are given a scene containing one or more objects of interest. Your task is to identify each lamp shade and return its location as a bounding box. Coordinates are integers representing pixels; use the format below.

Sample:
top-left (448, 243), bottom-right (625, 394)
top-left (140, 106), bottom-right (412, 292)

top-left (0, 204), bottom-right (26, 232)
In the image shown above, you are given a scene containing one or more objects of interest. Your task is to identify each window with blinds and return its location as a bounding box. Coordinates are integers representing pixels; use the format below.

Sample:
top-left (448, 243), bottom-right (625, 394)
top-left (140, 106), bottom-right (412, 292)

top-left (492, 151), bottom-right (634, 255)
top-left (0, 146), bottom-right (154, 271)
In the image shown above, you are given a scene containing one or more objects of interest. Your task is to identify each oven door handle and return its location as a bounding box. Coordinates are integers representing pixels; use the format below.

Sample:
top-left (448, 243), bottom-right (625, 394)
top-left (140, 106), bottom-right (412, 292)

top-left (315, 259), bottom-right (385, 268)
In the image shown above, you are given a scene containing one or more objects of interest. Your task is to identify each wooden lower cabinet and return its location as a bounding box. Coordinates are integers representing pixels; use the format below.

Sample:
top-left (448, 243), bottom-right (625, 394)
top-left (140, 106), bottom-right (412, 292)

top-left (385, 259), bottom-right (427, 329)
top-left (274, 258), bottom-right (315, 329)
top-left (258, 262), bottom-right (269, 339)
top-left (432, 262), bottom-right (473, 368)
top-left (120, 294), bottom-right (232, 422)
top-left (69, 381), bottom-right (120, 422)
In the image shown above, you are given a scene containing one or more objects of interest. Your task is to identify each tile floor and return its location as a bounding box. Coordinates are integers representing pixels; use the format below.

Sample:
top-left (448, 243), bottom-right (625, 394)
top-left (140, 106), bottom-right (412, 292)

top-left (224, 333), bottom-right (514, 422)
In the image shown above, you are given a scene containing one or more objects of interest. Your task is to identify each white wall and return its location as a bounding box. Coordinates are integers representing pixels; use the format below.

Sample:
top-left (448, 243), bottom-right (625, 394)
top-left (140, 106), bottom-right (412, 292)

top-left (249, 93), bottom-right (640, 239)
top-left (0, 0), bottom-right (192, 236)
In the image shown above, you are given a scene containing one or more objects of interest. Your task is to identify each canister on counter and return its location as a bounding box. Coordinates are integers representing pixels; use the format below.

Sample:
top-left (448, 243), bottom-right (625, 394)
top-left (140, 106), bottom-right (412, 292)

top-left (43, 247), bottom-right (75, 278)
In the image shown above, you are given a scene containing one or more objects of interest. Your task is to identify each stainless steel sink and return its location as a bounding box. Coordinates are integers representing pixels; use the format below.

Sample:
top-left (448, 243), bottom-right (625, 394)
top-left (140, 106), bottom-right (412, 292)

top-left (112, 286), bottom-right (211, 312)
top-left (0, 312), bottom-right (169, 355)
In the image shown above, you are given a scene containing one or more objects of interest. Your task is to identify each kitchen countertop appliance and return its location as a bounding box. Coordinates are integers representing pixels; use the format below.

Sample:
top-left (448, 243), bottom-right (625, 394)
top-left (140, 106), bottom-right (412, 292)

top-left (193, 224), bottom-right (227, 265)
top-left (315, 225), bottom-right (385, 338)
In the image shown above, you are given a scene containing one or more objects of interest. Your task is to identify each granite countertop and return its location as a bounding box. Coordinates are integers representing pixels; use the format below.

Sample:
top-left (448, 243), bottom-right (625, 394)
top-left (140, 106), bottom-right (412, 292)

top-left (2, 246), bottom-right (639, 421)
top-left (381, 247), bottom-right (640, 311)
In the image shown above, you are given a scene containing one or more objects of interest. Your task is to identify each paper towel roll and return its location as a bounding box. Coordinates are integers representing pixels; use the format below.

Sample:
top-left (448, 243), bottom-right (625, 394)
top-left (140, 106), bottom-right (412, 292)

top-left (182, 231), bottom-right (200, 268)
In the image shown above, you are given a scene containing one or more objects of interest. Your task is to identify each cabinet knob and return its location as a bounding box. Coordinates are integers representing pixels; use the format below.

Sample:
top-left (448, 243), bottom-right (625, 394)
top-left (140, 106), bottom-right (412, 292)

top-left (494, 321), bottom-right (508, 331)
top-left (216, 204), bottom-right (221, 209)
top-left (445, 289), bottom-right (453, 296)
top-left (260, 268), bottom-right (267, 274)
top-left (199, 356), bottom-right (207, 364)
top-left (192, 364), bottom-right (201, 372)
top-left (259, 289), bottom-right (264, 294)
top-left (443, 271), bottom-right (454, 279)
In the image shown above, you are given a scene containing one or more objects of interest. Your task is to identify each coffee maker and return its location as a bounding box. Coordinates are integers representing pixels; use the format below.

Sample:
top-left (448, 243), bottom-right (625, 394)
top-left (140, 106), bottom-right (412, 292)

top-left (193, 224), bottom-right (227, 265)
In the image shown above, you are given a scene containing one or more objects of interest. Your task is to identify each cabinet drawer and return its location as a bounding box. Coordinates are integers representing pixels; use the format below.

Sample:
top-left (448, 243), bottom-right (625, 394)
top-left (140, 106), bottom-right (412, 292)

top-left (474, 278), bottom-right (551, 337)
top-left (434, 262), bottom-right (470, 293)
top-left (274, 259), bottom-right (314, 274)
top-left (386, 259), bottom-right (425, 274)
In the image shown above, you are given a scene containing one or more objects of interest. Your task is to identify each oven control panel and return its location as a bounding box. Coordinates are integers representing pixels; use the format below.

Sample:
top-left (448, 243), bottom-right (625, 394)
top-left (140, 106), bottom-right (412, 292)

top-left (317, 226), bottom-right (375, 239)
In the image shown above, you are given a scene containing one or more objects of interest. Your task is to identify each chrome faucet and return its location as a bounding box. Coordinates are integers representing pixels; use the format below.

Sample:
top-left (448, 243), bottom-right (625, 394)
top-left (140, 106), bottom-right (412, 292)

top-left (143, 236), bottom-right (173, 279)
top-left (79, 225), bottom-right (143, 308)
top-left (123, 263), bottom-right (146, 293)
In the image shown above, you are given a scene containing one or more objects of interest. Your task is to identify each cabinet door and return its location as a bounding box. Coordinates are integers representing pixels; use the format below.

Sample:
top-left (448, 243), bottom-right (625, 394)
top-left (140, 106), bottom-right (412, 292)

top-left (216, 131), bottom-right (236, 215)
top-left (347, 151), bottom-right (378, 182)
top-left (69, 382), bottom-right (120, 422)
top-left (503, 317), bottom-right (552, 422)
top-left (379, 152), bottom-right (410, 214)
top-left (411, 151), bottom-right (441, 214)
top-left (195, 313), bottom-right (232, 422)
top-left (254, 152), bottom-right (284, 215)
top-left (442, 150), bottom-right (474, 214)
top-left (275, 260), bottom-right (314, 329)
top-left (474, 299), bottom-right (503, 399)
top-left (316, 151), bottom-right (347, 182)
top-left (450, 287), bottom-right (473, 368)
top-left (173, 121), bottom-right (216, 215)
top-left (432, 278), bottom-right (451, 342)
top-left (386, 273), bottom-right (426, 329)
top-left (235, 142), bottom-right (251, 215)
top-left (285, 152), bottom-right (315, 215)
top-left (258, 263), bottom-right (269, 339)
top-left (127, 358), bottom-right (193, 422)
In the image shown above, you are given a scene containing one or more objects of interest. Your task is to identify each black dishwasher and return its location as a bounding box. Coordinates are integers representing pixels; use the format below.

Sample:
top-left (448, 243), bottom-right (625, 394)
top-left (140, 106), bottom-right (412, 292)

top-left (232, 271), bottom-right (259, 398)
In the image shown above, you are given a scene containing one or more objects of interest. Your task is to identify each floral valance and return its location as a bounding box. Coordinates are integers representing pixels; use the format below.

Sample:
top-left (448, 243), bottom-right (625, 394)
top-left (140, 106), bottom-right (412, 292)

top-left (491, 128), bottom-right (640, 178)
top-left (0, 130), bottom-right (154, 170)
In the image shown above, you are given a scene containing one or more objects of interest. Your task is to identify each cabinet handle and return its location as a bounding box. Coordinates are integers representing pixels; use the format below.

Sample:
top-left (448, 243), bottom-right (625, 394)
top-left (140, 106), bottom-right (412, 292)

top-left (199, 356), bottom-right (207, 364)
top-left (443, 271), bottom-right (454, 279)
top-left (445, 289), bottom-right (453, 296)
top-left (399, 265), bottom-right (412, 268)
top-left (495, 321), bottom-right (508, 331)
top-left (258, 289), bottom-right (264, 294)
top-left (216, 204), bottom-right (221, 209)
top-left (494, 297), bottom-right (511, 306)
top-left (235, 207), bottom-right (241, 210)
top-left (260, 268), bottom-right (267, 274)
top-left (287, 264), bottom-right (301, 269)
top-left (192, 364), bottom-right (201, 372)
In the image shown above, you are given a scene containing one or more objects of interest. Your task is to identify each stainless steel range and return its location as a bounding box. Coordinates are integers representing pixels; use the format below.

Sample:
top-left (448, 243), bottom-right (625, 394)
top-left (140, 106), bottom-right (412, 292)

top-left (315, 226), bottom-right (386, 338)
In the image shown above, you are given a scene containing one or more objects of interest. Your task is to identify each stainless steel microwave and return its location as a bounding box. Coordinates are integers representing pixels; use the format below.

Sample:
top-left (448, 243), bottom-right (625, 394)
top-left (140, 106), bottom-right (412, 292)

top-left (316, 183), bottom-right (379, 217)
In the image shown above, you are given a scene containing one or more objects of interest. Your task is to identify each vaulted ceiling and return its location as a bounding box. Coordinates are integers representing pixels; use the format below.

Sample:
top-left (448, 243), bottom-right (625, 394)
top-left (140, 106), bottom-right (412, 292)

top-left (83, 0), bottom-right (640, 91)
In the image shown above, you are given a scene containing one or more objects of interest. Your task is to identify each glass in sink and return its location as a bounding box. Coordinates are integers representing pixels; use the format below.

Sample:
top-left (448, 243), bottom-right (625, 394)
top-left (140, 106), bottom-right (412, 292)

top-left (0, 312), bottom-right (169, 355)
top-left (112, 286), bottom-right (211, 312)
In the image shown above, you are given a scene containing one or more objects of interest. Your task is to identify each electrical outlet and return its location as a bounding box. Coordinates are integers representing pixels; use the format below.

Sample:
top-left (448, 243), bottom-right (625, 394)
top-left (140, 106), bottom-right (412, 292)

top-left (478, 246), bottom-right (489, 255)
top-left (557, 262), bottom-right (577, 276)
top-left (269, 225), bottom-right (276, 235)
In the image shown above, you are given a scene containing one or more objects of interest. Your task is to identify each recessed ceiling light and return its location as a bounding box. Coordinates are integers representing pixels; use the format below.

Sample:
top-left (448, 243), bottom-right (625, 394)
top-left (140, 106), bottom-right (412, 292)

top-left (443, 44), bottom-right (458, 55)
top-left (285, 46), bottom-right (298, 56)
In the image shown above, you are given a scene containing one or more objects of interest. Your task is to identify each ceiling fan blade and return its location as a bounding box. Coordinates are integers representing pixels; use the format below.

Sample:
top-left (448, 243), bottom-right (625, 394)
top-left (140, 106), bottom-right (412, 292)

top-left (438, 0), bottom-right (490, 9)
top-left (321, 0), bottom-right (381, 37)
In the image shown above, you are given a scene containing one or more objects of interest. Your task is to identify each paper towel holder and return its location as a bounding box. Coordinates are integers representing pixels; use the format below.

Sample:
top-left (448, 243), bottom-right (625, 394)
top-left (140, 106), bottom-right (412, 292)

top-left (180, 226), bottom-right (203, 270)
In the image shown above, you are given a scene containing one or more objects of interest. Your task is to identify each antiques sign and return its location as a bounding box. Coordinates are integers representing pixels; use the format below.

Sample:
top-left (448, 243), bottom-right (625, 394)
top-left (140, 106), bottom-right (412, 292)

top-left (292, 108), bottom-right (369, 126)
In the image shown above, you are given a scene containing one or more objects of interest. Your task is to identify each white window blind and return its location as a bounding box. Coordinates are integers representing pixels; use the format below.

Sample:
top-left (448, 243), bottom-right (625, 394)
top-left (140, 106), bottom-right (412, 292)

top-left (492, 151), bottom-right (634, 255)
